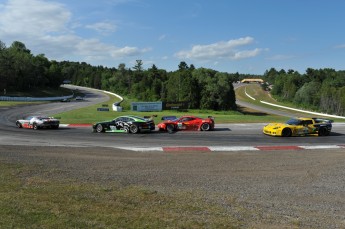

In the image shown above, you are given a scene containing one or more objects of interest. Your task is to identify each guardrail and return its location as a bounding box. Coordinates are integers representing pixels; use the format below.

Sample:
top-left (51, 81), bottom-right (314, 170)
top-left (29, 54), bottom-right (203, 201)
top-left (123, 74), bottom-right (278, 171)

top-left (0, 94), bottom-right (74, 101)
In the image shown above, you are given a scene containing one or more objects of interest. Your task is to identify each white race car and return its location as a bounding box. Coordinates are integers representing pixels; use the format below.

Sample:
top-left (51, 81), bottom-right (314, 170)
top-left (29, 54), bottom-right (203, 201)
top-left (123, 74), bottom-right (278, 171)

top-left (16, 115), bottom-right (60, 130)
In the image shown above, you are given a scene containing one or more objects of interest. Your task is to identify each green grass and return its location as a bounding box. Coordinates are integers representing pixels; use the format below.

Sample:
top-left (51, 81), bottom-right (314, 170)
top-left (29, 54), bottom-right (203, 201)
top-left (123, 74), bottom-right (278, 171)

top-left (55, 107), bottom-right (287, 125)
top-left (235, 84), bottom-right (345, 122)
top-left (57, 84), bottom-right (340, 125)
top-left (52, 84), bottom-right (290, 124)
top-left (54, 93), bottom-right (286, 124)
top-left (236, 84), bottom-right (283, 106)
top-left (0, 162), bottom-right (242, 228)
top-left (4, 85), bottom-right (344, 123)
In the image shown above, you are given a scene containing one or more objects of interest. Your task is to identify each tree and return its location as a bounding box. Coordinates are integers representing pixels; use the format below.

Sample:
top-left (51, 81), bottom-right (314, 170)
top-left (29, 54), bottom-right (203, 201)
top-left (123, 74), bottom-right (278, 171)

top-left (294, 81), bottom-right (321, 108)
top-left (263, 68), bottom-right (278, 84)
top-left (0, 40), bottom-right (11, 90)
top-left (10, 41), bottom-right (31, 54)
top-left (178, 61), bottom-right (189, 71)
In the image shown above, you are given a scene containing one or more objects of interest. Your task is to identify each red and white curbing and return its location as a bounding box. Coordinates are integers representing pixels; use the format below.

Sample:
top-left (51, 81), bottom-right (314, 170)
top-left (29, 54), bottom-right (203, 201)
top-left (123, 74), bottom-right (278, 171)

top-left (118, 145), bottom-right (345, 152)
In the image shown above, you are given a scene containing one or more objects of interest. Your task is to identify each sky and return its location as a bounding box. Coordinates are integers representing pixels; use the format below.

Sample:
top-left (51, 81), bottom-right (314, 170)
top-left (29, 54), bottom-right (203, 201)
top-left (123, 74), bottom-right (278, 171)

top-left (1, 0), bottom-right (345, 75)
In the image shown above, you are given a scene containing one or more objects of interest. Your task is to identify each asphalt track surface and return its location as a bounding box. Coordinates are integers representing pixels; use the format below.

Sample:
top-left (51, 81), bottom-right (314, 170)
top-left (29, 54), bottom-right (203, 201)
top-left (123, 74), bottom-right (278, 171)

top-left (1, 85), bottom-right (345, 150)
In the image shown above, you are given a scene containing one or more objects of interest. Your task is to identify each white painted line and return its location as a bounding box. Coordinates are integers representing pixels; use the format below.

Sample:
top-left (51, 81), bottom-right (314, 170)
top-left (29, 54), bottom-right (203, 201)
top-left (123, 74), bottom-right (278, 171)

top-left (299, 145), bottom-right (343, 150)
top-left (244, 87), bottom-right (256, 101)
top-left (117, 147), bottom-right (164, 152)
top-left (209, 146), bottom-right (259, 151)
top-left (116, 145), bottom-right (345, 152)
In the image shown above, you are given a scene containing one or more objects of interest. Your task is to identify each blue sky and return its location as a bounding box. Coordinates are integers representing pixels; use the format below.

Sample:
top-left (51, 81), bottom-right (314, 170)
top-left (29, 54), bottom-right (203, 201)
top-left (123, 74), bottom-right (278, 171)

top-left (1, 0), bottom-right (345, 74)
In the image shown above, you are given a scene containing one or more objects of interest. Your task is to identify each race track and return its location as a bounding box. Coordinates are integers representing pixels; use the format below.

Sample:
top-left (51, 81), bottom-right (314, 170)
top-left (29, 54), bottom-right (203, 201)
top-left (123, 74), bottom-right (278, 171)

top-left (1, 86), bottom-right (345, 150)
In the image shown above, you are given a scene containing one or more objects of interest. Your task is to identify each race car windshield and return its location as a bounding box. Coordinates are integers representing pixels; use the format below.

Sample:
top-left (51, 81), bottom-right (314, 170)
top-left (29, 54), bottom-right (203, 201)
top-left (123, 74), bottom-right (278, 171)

top-left (37, 116), bottom-right (49, 119)
top-left (286, 119), bottom-right (301, 125)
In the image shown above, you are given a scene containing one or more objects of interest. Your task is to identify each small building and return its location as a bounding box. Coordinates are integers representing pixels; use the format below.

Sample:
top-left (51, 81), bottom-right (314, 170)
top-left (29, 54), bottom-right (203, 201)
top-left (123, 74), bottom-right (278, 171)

top-left (241, 78), bottom-right (264, 84)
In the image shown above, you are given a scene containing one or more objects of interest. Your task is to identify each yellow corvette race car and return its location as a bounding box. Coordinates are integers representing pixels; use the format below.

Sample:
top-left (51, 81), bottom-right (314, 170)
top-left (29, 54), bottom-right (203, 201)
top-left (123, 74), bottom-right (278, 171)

top-left (263, 117), bottom-right (333, 137)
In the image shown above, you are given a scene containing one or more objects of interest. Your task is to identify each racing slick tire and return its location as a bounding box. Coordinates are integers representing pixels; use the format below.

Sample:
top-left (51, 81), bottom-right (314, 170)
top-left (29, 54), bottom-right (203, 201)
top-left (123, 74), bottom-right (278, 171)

top-left (282, 128), bottom-right (292, 137)
top-left (96, 124), bottom-right (104, 133)
top-left (166, 124), bottom-right (175, 134)
top-left (129, 124), bottom-right (139, 134)
top-left (33, 123), bottom-right (39, 130)
top-left (201, 123), bottom-right (210, 131)
top-left (124, 126), bottom-right (130, 134)
top-left (51, 125), bottom-right (59, 129)
top-left (16, 122), bottom-right (22, 128)
top-left (318, 127), bottom-right (328, 136)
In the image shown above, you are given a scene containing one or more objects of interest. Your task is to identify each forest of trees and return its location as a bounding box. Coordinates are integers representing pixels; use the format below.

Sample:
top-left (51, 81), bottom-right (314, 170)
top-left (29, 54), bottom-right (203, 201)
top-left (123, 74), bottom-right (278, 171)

top-left (1, 40), bottom-right (345, 115)
top-left (263, 68), bottom-right (345, 116)
top-left (0, 40), bottom-right (240, 110)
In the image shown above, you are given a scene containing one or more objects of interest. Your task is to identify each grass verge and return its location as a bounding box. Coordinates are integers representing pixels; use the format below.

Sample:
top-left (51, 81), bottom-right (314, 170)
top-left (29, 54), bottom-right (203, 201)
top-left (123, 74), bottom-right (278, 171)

top-left (235, 84), bottom-right (345, 122)
top-left (0, 161), bottom-right (242, 228)
top-left (54, 89), bottom-right (287, 124)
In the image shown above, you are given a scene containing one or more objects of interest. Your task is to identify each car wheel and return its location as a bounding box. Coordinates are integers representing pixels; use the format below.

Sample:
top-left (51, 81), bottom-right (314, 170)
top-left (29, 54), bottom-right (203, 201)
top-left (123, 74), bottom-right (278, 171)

top-left (201, 123), bottom-right (210, 131)
top-left (318, 127), bottom-right (327, 136)
top-left (52, 125), bottom-right (59, 129)
top-left (282, 128), bottom-right (292, 137)
top-left (96, 124), bottom-right (104, 133)
top-left (124, 126), bottom-right (130, 134)
top-left (33, 123), bottom-right (39, 130)
top-left (16, 122), bottom-right (22, 128)
top-left (129, 124), bottom-right (139, 134)
top-left (166, 124), bottom-right (175, 133)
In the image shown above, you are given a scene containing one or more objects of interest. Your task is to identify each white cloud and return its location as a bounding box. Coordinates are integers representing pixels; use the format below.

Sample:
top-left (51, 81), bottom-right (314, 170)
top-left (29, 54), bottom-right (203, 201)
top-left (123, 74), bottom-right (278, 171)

top-left (0, 0), bottom-right (147, 65)
top-left (233, 48), bottom-right (261, 60)
top-left (0, 0), bottom-right (71, 36)
top-left (111, 46), bottom-right (145, 57)
top-left (85, 22), bottom-right (117, 34)
top-left (158, 34), bottom-right (166, 41)
top-left (266, 54), bottom-right (295, 61)
top-left (175, 37), bottom-right (262, 60)
top-left (334, 44), bottom-right (345, 49)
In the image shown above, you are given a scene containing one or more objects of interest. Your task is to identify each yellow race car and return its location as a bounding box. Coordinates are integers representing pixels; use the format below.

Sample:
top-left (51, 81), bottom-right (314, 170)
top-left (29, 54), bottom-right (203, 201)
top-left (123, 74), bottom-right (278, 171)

top-left (263, 117), bottom-right (333, 137)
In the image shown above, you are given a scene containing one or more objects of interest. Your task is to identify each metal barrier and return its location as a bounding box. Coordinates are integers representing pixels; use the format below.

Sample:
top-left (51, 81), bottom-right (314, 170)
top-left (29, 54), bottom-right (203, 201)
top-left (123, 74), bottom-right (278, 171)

top-left (0, 94), bottom-right (74, 101)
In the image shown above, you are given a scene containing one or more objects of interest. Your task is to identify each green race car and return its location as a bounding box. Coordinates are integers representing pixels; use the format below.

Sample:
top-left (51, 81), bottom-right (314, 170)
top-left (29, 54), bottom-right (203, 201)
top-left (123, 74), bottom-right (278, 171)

top-left (92, 115), bottom-right (155, 134)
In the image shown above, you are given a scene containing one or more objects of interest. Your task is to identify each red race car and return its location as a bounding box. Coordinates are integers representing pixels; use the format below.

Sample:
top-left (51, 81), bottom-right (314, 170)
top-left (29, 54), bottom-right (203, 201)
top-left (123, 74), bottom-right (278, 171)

top-left (157, 115), bottom-right (215, 133)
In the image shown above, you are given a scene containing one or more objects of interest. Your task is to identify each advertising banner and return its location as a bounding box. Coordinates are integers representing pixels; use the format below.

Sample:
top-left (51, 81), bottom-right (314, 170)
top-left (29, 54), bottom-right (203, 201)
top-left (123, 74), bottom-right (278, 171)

top-left (131, 102), bottom-right (163, 112)
top-left (163, 101), bottom-right (189, 110)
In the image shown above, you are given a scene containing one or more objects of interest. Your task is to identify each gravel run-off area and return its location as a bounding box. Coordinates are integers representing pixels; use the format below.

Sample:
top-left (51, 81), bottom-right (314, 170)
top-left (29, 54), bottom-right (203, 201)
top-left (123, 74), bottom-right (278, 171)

top-left (1, 145), bottom-right (345, 228)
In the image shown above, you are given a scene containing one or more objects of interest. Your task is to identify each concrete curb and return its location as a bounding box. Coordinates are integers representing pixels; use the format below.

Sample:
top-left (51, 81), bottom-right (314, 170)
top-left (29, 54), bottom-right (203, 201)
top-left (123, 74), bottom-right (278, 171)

top-left (117, 145), bottom-right (345, 152)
